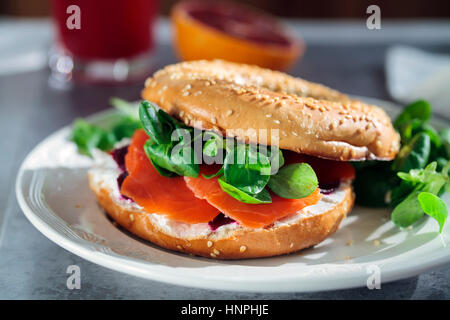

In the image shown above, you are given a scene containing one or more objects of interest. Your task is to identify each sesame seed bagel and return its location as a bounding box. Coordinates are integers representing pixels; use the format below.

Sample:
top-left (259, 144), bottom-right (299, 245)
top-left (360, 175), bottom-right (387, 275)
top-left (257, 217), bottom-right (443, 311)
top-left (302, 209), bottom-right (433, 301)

top-left (142, 60), bottom-right (400, 161)
top-left (89, 166), bottom-right (354, 260)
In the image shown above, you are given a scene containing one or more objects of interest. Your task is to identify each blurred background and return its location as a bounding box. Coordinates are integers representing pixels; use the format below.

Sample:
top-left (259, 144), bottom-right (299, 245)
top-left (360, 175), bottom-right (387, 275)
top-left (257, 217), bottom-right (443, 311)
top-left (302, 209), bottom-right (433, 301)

top-left (0, 0), bottom-right (449, 113)
top-left (1, 0), bottom-right (449, 18)
top-left (1, 0), bottom-right (448, 111)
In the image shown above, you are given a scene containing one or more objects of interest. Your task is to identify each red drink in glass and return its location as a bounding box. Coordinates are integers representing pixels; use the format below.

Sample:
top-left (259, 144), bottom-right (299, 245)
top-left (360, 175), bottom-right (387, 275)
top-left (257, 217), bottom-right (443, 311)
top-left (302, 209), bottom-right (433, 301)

top-left (50, 0), bottom-right (158, 84)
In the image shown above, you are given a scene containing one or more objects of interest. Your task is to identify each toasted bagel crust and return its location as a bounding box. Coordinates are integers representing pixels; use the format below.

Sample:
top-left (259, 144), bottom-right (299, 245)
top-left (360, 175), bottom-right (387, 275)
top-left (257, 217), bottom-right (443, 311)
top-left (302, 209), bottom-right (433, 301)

top-left (89, 173), bottom-right (354, 260)
top-left (142, 60), bottom-right (400, 161)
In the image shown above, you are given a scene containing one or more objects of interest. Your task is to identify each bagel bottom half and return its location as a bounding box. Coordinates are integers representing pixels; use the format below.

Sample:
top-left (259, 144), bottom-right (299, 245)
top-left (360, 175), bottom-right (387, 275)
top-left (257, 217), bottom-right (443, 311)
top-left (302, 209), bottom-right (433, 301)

top-left (88, 162), bottom-right (354, 259)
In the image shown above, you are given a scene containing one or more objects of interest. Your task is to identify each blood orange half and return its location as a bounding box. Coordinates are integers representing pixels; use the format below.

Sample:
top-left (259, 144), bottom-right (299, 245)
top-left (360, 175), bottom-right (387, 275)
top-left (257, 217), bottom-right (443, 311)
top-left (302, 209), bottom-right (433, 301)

top-left (171, 0), bottom-right (304, 71)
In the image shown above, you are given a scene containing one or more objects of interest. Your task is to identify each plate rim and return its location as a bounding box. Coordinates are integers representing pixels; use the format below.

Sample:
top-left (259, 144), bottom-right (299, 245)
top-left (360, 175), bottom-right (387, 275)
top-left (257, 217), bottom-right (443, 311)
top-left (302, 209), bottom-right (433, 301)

top-left (15, 97), bottom-right (450, 293)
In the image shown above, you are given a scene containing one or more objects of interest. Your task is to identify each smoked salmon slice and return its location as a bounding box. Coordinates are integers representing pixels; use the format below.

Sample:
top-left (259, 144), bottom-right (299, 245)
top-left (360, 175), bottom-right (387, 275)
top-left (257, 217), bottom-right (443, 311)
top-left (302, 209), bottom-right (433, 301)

top-left (185, 166), bottom-right (322, 228)
top-left (120, 129), bottom-right (220, 223)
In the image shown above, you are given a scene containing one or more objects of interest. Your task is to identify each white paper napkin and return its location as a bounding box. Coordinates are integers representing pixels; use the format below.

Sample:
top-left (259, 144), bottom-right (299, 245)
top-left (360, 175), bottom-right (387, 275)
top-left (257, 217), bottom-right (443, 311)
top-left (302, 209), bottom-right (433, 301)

top-left (386, 45), bottom-right (450, 118)
top-left (0, 19), bottom-right (51, 76)
top-left (385, 46), bottom-right (450, 118)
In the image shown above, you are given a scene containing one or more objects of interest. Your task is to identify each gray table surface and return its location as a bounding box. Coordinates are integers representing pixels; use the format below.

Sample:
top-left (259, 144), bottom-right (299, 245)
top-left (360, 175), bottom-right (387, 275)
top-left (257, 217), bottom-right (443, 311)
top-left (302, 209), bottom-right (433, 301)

top-left (1, 19), bottom-right (450, 299)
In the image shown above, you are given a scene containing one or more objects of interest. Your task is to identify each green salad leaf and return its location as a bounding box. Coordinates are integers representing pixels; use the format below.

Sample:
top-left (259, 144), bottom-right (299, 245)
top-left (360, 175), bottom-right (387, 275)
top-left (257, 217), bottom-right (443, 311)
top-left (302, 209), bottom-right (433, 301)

top-left (418, 192), bottom-right (448, 233)
top-left (353, 163), bottom-right (393, 207)
top-left (143, 140), bottom-right (199, 178)
top-left (391, 162), bottom-right (448, 229)
top-left (268, 163), bottom-right (318, 199)
top-left (441, 128), bottom-right (450, 158)
top-left (353, 99), bottom-right (449, 233)
top-left (394, 100), bottom-right (431, 130)
top-left (202, 131), bottom-right (224, 158)
top-left (393, 133), bottom-right (431, 172)
top-left (139, 101), bottom-right (199, 178)
top-left (267, 147), bottom-right (284, 175)
top-left (71, 119), bottom-right (116, 156)
top-left (111, 116), bottom-right (142, 141)
top-left (139, 100), bottom-right (174, 145)
top-left (391, 190), bottom-right (427, 228)
top-left (218, 176), bottom-right (272, 204)
top-left (223, 144), bottom-right (271, 195)
top-left (71, 98), bottom-right (142, 156)
top-left (202, 167), bottom-right (224, 179)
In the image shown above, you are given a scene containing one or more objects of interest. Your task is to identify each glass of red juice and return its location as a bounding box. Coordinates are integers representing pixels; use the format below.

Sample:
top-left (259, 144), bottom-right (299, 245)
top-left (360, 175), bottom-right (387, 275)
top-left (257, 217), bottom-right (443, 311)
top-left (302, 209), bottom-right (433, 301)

top-left (50, 0), bottom-right (158, 85)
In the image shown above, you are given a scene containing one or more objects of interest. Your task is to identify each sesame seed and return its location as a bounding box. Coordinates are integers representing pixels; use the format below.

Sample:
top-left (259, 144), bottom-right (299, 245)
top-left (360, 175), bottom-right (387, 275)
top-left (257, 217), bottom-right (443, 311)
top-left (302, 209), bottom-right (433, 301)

top-left (289, 243), bottom-right (294, 248)
top-left (240, 246), bottom-right (246, 252)
top-left (207, 241), bottom-right (213, 247)
top-left (179, 110), bottom-right (185, 117)
top-left (129, 214), bottom-right (134, 222)
top-left (182, 91), bottom-right (190, 96)
top-left (373, 240), bottom-right (381, 246)
top-left (225, 110), bottom-right (233, 116)
top-left (176, 245), bottom-right (182, 250)
top-left (292, 131), bottom-right (298, 136)
top-left (210, 253), bottom-right (217, 258)
top-left (273, 119), bottom-right (280, 124)
top-left (265, 114), bottom-right (272, 118)
top-left (211, 117), bottom-right (217, 124)
top-left (213, 249), bottom-right (220, 255)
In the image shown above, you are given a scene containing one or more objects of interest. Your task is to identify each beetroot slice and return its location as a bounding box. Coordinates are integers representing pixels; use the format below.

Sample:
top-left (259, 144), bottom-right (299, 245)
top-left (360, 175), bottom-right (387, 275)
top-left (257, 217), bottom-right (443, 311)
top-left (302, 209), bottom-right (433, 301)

top-left (110, 145), bottom-right (129, 172)
top-left (208, 213), bottom-right (236, 231)
top-left (319, 181), bottom-right (341, 195)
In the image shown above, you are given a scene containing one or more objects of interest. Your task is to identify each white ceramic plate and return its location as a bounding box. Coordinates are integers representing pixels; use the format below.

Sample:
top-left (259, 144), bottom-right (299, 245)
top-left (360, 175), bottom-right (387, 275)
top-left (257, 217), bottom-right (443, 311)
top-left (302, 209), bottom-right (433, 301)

top-left (16, 97), bottom-right (450, 292)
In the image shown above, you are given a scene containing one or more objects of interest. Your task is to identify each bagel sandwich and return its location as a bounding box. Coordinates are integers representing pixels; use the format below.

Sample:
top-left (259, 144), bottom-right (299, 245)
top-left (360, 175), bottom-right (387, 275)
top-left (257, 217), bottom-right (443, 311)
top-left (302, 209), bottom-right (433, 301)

top-left (88, 60), bottom-right (400, 259)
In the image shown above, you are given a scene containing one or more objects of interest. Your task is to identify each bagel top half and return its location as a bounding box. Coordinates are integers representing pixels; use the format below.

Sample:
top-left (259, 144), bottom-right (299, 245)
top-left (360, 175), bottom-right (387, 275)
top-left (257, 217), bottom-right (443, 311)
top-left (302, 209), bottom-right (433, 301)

top-left (142, 60), bottom-right (400, 161)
